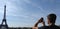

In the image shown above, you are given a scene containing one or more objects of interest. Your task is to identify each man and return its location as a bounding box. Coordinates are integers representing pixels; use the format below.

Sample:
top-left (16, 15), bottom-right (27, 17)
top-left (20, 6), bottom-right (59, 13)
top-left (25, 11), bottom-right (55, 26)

top-left (32, 13), bottom-right (60, 29)
top-left (47, 14), bottom-right (60, 29)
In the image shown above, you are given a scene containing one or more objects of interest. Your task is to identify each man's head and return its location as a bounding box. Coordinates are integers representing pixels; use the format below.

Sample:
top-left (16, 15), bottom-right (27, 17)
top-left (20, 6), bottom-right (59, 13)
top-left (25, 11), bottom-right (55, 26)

top-left (47, 13), bottom-right (57, 25)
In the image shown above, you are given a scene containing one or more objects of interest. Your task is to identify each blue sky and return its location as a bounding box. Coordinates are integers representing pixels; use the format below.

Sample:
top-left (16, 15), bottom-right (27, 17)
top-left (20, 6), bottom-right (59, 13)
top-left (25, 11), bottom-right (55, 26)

top-left (0, 0), bottom-right (60, 27)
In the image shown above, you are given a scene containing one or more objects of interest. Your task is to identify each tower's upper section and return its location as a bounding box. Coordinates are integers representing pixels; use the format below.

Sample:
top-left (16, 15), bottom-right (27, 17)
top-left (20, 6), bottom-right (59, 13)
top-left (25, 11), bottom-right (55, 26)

top-left (3, 5), bottom-right (6, 19)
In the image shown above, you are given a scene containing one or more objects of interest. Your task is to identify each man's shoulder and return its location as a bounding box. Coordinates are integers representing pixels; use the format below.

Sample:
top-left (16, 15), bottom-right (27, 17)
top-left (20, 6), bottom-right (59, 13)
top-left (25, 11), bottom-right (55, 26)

top-left (38, 26), bottom-right (49, 29)
top-left (38, 25), bottom-right (60, 29)
top-left (49, 25), bottom-right (60, 29)
top-left (51, 25), bottom-right (60, 29)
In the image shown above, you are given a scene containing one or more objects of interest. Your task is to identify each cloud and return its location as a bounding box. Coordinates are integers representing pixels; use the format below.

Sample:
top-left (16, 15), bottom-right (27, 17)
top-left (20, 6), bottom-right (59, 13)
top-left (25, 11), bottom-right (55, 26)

top-left (23, 0), bottom-right (31, 4)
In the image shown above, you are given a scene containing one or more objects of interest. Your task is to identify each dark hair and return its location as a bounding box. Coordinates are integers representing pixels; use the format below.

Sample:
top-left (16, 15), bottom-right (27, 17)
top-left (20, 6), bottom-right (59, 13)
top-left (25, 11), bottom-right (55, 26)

top-left (47, 13), bottom-right (57, 23)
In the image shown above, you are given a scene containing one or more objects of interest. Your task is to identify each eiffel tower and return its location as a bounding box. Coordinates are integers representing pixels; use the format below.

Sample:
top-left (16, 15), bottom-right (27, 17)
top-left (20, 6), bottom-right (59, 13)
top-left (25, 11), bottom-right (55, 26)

top-left (0, 5), bottom-right (8, 29)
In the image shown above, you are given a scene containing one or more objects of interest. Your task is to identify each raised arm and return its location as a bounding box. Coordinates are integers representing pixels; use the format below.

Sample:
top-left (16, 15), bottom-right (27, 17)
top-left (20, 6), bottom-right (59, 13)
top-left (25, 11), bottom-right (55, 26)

top-left (32, 17), bottom-right (45, 29)
top-left (34, 17), bottom-right (45, 27)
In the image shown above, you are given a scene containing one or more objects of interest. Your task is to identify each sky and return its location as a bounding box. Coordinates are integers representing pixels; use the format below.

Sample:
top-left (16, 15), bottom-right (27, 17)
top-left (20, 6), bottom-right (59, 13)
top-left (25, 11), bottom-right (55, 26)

top-left (0, 0), bottom-right (60, 27)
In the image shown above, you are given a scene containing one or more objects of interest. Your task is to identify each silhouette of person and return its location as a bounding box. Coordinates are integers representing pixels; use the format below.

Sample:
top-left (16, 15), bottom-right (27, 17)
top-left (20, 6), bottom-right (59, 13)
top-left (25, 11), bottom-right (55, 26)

top-left (46, 13), bottom-right (60, 29)
top-left (32, 13), bottom-right (60, 29)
